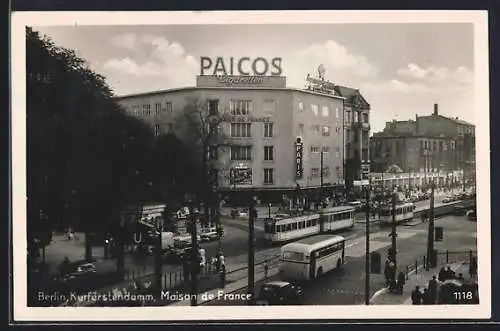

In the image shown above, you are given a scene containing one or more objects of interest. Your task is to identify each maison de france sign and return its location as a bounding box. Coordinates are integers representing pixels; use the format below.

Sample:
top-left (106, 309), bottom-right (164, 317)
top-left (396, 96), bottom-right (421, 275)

top-left (197, 56), bottom-right (286, 88)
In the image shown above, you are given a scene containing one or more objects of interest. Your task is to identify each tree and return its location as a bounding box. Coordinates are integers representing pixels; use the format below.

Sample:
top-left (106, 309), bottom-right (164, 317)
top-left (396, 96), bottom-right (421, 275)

top-left (175, 97), bottom-right (230, 230)
top-left (26, 27), bottom-right (154, 263)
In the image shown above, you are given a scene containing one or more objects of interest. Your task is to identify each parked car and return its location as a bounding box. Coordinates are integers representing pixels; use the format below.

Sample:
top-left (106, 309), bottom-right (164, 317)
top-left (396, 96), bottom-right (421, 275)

top-left (467, 209), bottom-right (477, 222)
top-left (200, 227), bottom-right (220, 242)
top-left (442, 196), bottom-right (454, 203)
top-left (231, 208), bottom-right (249, 218)
top-left (255, 281), bottom-right (303, 305)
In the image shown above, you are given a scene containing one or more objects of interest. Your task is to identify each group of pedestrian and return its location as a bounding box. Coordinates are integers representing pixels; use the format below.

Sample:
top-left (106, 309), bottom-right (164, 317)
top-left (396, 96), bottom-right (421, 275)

top-left (384, 257), bottom-right (406, 294)
top-left (411, 275), bottom-right (439, 305)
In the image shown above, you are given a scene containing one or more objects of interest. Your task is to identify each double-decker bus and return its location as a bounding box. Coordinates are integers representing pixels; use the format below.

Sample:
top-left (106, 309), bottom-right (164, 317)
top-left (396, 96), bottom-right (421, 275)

top-left (279, 235), bottom-right (346, 280)
top-left (379, 202), bottom-right (416, 225)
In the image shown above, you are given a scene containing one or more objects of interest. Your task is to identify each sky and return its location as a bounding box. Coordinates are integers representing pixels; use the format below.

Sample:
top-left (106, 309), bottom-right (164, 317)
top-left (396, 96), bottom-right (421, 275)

top-left (33, 23), bottom-right (474, 133)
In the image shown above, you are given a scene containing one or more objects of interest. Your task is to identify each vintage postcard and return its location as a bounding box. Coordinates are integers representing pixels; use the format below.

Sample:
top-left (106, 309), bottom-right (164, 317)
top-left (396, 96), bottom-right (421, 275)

top-left (11, 10), bottom-right (490, 322)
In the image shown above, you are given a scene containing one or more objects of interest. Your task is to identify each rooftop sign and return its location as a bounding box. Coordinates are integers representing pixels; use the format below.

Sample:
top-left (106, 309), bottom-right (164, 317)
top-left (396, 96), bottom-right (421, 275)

top-left (200, 57), bottom-right (282, 76)
top-left (196, 75), bottom-right (286, 88)
top-left (305, 65), bottom-right (337, 95)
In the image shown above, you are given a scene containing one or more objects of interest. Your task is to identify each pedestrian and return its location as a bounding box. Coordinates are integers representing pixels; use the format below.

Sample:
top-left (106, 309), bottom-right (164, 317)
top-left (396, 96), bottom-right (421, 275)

top-left (219, 265), bottom-right (226, 288)
top-left (264, 261), bottom-right (269, 279)
top-left (438, 267), bottom-right (447, 282)
top-left (469, 256), bottom-right (478, 280)
top-left (396, 271), bottom-right (406, 295)
top-left (457, 273), bottom-right (465, 282)
top-left (446, 266), bottom-right (456, 279)
top-left (427, 276), bottom-right (438, 303)
top-left (411, 286), bottom-right (422, 305)
top-left (422, 288), bottom-right (433, 305)
top-left (384, 259), bottom-right (391, 287)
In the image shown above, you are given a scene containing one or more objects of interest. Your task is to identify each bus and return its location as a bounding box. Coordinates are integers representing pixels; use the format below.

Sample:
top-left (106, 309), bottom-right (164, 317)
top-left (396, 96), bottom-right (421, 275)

top-left (318, 206), bottom-right (355, 233)
top-left (263, 211), bottom-right (320, 243)
top-left (379, 202), bottom-right (416, 225)
top-left (279, 235), bottom-right (346, 281)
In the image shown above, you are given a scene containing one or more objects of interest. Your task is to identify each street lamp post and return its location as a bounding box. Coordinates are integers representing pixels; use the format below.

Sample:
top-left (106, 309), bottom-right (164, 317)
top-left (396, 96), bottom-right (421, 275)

top-left (247, 196), bottom-right (257, 305)
top-left (268, 203), bottom-right (271, 219)
top-left (186, 196), bottom-right (199, 306)
top-left (364, 184), bottom-right (371, 305)
top-left (389, 190), bottom-right (397, 266)
top-left (426, 180), bottom-right (436, 270)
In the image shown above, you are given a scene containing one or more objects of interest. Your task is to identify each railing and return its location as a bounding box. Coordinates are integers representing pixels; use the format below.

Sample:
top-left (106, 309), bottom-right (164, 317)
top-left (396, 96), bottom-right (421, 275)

top-left (400, 249), bottom-right (477, 281)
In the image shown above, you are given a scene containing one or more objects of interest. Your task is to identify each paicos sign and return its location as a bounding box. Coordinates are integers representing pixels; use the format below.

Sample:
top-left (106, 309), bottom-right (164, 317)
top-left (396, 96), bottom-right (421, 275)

top-left (200, 57), bottom-right (283, 76)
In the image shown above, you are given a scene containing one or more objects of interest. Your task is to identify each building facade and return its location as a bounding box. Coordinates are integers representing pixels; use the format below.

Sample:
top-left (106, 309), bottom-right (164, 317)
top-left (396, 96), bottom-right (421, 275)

top-left (370, 103), bottom-right (475, 187)
top-left (115, 75), bottom-right (345, 201)
top-left (333, 86), bottom-right (371, 187)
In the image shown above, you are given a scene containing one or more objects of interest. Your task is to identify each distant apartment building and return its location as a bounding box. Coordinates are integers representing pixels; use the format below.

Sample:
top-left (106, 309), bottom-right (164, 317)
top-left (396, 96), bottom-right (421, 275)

top-left (115, 74), bottom-right (345, 201)
top-left (370, 103), bottom-right (475, 185)
top-left (333, 86), bottom-right (371, 187)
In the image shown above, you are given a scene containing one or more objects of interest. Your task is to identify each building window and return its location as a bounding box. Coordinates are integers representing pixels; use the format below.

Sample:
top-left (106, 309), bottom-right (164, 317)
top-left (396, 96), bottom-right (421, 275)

top-left (298, 124), bottom-right (304, 135)
top-left (264, 123), bottom-right (274, 138)
top-left (310, 146), bottom-right (320, 154)
top-left (336, 108), bottom-right (340, 118)
top-left (433, 141), bottom-right (437, 151)
top-left (264, 168), bottom-right (274, 185)
top-left (311, 125), bottom-right (320, 136)
top-left (164, 101), bottom-right (173, 113)
top-left (230, 146), bottom-right (252, 161)
top-left (363, 113), bottom-right (369, 123)
top-left (264, 146), bottom-right (274, 161)
top-left (143, 104), bottom-right (151, 116)
top-left (208, 145), bottom-right (218, 160)
top-left (321, 106), bottom-right (330, 117)
top-left (322, 126), bottom-right (330, 137)
top-left (311, 104), bottom-right (319, 116)
top-left (154, 124), bottom-right (161, 136)
top-left (298, 102), bottom-right (304, 112)
top-left (322, 146), bottom-right (330, 157)
top-left (155, 103), bottom-right (161, 115)
top-left (263, 100), bottom-right (275, 115)
top-left (322, 167), bottom-right (331, 177)
top-left (230, 123), bottom-right (252, 137)
top-left (346, 111), bottom-right (351, 123)
top-left (354, 111), bottom-right (358, 123)
top-left (311, 167), bottom-right (320, 177)
top-left (209, 99), bottom-right (219, 115)
top-left (230, 100), bottom-right (252, 116)
top-left (336, 151), bottom-right (340, 158)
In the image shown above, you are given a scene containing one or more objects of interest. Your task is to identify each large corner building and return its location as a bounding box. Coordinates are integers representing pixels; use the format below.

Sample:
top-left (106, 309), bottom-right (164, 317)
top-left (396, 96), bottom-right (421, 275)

top-left (115, 71), bottom-right (371, 201)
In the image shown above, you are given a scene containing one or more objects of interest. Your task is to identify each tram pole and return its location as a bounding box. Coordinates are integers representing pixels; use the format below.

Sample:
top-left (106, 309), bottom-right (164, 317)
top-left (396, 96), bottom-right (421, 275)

top-left (247, 196), bottom-right (257, 305)
top-left (364, 186), bottom-right (371, 305)
top-left (426, 180), bottom-right (436, 271)
top-left (389, 191), bottom-right (397, 267)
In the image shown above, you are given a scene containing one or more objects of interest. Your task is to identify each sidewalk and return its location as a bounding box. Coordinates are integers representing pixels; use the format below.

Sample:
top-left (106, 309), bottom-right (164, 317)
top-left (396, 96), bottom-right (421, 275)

top-left (169, 258), bottom-right (281, 306)
top-left (369, 260), bottom-right (470, 305)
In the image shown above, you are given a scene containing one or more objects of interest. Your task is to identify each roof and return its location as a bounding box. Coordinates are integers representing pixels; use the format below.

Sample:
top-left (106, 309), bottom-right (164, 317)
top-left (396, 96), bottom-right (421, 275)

top-left (333, 85), bottom-right (370, 108)
top-left (318, 205), bottom-right (355, 214)
top-left (281, 235), bottom-right (345, 254)
top-left (114, 85), bottom-right (345, 101)
top-left (419, 114), bottom-right (474, 127)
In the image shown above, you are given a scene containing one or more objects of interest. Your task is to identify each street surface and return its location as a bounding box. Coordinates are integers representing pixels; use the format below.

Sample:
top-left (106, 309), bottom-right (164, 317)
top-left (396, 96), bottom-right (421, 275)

top-left (205, 213), bottom-right (477, 305)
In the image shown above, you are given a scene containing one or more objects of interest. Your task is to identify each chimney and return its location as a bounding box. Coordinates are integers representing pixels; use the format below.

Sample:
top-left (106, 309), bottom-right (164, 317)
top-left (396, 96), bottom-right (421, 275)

top-left (433, 103), bottom-right (438, 116)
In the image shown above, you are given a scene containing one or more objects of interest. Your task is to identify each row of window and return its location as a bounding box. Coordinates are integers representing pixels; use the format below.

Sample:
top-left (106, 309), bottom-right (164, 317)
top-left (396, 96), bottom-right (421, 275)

top-left (154, 123), bottom-right (173, 136)
top-left (129, 102), bottom-right (173, 117)
top-left (314, 242), bottom-right (344, 258)
top-left (321, 212), bottom-right (354, 222)
top-left (229, 145), bottom-right (274, 161)
top-left (380, 206), bottom-right (415, 217)
top-left (298, 102), bottom-right (340, 119)
top-left (345, 110), bottom-right (369, 124)
top-left (297, 124), bottom-right (342, 137)
top-left (228, 100), bottom-right (276, 116)
top-left (229, 123), bottom-right (275, 138)
top-left (275, 218), bottom-right (319, 233)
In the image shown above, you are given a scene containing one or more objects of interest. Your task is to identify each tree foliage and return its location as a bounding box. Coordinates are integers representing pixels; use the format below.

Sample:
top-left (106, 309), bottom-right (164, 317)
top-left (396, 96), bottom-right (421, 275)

top-left (26, 27), bottom-right (155, 248)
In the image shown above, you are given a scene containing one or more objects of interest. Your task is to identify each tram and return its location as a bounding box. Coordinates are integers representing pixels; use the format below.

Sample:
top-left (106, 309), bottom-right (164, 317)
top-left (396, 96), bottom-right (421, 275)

top-left (378, 202), bottom-right (416, 225)
top-left (263, 206), bottom-right (355, 244)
